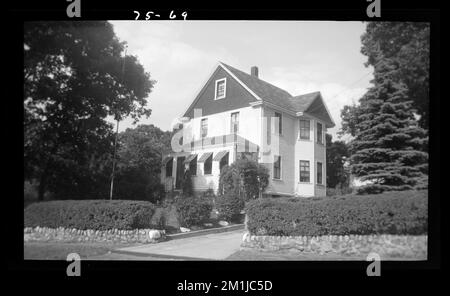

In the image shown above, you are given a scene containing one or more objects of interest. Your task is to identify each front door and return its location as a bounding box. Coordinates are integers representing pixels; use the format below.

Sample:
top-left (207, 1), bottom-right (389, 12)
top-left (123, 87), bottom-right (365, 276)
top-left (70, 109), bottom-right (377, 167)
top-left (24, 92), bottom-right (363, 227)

top-left (175, 156), bottom-right (185, 190)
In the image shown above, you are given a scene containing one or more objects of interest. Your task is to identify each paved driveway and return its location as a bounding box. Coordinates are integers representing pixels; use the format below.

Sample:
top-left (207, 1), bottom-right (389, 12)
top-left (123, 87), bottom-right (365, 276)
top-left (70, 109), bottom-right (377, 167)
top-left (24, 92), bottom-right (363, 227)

top-left (91, 229), bottom-right (245, 260)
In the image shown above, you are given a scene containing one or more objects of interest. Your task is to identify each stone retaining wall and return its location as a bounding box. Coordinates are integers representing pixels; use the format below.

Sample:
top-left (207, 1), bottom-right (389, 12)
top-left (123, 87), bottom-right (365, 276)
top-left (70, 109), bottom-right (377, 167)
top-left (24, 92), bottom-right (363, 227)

top-left (241, 232), bottom-right (427, 258)
top-left (24, 227), bottom-right (165, 244)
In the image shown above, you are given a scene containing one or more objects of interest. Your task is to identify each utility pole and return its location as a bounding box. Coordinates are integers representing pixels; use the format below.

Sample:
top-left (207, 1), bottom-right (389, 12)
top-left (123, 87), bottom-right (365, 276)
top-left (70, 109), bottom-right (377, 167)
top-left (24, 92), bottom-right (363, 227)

top-left (109, 45), bottom-right (127, 200)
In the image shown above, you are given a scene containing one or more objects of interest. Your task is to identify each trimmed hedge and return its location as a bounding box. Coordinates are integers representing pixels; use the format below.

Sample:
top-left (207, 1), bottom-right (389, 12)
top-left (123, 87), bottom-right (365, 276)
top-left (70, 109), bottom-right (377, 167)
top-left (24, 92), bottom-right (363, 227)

top-left (246, 190), bottom-right (427, 236)
top-left (24, 200), bottom-right (156, 230)
top-left (174, 195), bottom-right (212, 228)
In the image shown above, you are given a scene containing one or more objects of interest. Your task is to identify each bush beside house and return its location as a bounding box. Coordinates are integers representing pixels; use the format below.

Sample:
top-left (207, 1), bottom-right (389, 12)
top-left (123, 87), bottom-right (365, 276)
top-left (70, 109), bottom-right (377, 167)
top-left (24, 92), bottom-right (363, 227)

top-left (174, 195), bottom-right (212, 228)
top-left (215, 192), bottom-right (244, 222)
top-left (246, 190), bottom-right (427, 236)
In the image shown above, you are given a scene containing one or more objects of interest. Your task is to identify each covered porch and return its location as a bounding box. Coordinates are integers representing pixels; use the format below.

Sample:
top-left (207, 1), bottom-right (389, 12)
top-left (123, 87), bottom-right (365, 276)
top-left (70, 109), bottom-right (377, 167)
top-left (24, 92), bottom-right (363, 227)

top-left (161, 134), bottom-right (259, 193)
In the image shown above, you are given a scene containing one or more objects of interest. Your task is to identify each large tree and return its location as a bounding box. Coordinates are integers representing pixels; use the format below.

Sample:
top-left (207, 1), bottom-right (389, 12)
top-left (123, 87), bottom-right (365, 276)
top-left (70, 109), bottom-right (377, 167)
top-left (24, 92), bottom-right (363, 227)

top-left (24, 21), bottom-right (155, 200)
top-left (360, 22), bottom-right (430, 129)
top-left (115, 124), bottom-right (172, 202)
top-left (342, 52), bottom-right (428, 194)
top-left (326, 134), bottom-right (350, 189)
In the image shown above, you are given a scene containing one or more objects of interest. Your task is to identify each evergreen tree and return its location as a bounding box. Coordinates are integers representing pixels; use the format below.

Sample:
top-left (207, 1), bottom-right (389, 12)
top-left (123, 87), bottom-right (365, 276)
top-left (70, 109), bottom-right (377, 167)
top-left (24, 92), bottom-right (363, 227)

top-left (348, 53), bottom-right (428, 194)
top-left (360, 22), bottom-right (430, 129)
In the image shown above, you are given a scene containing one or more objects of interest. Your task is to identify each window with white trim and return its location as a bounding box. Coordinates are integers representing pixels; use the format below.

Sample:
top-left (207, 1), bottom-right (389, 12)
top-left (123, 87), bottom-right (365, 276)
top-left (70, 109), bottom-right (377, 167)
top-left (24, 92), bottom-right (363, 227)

top-left (317, 162), bottom-right (323, 185)
top-left (275, 112), bottom-right (282, 135)
top-left (299, 160), bottom-right (310, 182)
top-left (230, 112), bottom-right (239, 134)
top-left (215, 78), bottom-right (226, 100)
top-left (299, 119), bottom-right (310, 140)
top-left (316, 122), bottom-right (323, 144)
top-left (201, 118), bottom-right (208, 138)
top-left (273, 155), bottom-right (281, 179)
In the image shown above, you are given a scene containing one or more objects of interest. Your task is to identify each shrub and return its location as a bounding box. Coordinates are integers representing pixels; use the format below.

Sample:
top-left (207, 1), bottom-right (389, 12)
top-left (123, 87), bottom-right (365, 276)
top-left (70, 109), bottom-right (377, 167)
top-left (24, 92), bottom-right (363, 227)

top-left (218, 159), bottom-right (269, 201)
top-left (145, 182), bottom-right (166, 204)
top-left (246, 190), bottom-right (427, 236)
top-left (200, 188), bottom-right (217, 206)
top-left (24, 200), bottom-right (156, 230)
top-left (174, 195), bottom-right (212, 228)
top-left (181, 169), bottom-right (193, 196)
top-left (216, 192), bottom-right (245, 222)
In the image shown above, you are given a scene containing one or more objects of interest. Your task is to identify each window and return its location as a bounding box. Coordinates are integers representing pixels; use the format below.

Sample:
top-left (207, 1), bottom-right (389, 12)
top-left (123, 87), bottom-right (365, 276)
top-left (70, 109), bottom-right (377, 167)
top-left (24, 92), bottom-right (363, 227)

top-left (219, 152), bottom-right (229, 172)
top-left (317, 162), bottom-right (323, 185)
top-left (299, 119), bottom-right (310, 140)
top-left (201, 118), bottom-right (208, 138)
top-left (317, 122), bottom-right (323, 144)
top-left (189, 156), bottom-right (197, 176)
top-left (215, 78), bottom-right (226, 100)
top-left (230, 112), bottom-right (239, 134)
top-left (204, 154), bottom-right (212, 175)
top-left (299, 160), bottom-right (310, 182)
top-left (275, 112), bottom-right (282, 135)
top-left (166, 158), bottom-right (173, 178)
top-left (273, 155), bottom-right (281, 179)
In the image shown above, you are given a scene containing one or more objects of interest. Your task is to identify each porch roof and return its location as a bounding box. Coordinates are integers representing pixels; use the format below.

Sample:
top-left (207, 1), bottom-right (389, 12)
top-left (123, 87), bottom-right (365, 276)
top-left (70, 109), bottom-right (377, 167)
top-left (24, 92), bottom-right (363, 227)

top-left (183, 154), bottom-right (197, 164)
top-left (198, 152), bottom-right (213, 162)
top-left (213, 150), bottom-right (229, 161)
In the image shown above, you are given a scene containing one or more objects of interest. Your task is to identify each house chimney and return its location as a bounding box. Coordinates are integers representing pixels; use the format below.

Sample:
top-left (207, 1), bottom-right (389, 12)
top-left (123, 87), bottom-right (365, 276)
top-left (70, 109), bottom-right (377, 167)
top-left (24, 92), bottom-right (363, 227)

top-left (251, 66), bottom-right (259, 78)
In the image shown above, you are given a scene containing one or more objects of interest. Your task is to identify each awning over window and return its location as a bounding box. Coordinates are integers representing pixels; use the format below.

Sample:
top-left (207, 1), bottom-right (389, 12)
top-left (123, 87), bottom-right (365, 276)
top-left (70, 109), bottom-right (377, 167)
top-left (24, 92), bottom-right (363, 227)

top-left (162, 156), bottom-right (173, 165)
top-left (198, 152), bottom-right (213, 162)
top-left (213, 150), bottom-right (229, 161)
top-left (183, 154), bottom-right (197, 164)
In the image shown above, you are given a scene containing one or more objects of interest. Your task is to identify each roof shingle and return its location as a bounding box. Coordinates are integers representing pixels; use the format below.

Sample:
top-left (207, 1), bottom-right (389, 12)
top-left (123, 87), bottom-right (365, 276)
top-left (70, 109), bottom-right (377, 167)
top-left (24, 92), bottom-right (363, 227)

top-left (220, 62), bottom-right (334, 127)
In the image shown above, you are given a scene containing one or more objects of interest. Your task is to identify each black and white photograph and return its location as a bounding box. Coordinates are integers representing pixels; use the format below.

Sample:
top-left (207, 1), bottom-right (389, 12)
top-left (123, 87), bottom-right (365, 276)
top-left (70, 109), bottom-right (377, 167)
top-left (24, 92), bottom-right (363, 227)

top-left (8, 2), bottom-right (442, 285)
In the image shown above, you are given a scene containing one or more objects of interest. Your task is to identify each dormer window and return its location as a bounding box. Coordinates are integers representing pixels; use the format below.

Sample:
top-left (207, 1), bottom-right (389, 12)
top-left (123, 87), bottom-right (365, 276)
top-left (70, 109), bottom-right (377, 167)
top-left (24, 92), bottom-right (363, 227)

top-left (214, 78), bottom-right (226, 100)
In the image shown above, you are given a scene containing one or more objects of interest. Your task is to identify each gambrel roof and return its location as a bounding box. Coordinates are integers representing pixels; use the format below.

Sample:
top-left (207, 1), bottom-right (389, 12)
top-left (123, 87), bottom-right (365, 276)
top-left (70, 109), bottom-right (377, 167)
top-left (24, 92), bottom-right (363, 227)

top-left (183, 62), bottom-right (335, 128)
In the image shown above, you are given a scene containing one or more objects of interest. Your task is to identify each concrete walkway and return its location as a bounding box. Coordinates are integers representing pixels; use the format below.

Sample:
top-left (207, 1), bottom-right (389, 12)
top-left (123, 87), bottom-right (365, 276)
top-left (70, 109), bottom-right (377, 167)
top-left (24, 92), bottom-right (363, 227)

top-left (107, 229), bottom-right (245, 260)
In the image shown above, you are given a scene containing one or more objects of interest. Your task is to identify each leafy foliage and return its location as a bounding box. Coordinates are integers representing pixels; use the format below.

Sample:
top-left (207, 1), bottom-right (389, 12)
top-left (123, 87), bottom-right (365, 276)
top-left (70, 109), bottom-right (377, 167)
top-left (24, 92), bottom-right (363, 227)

top-left (24, 200), bottom-right (156, 230)
top-left (181, 169), bottom-right (193, 196)
top-left (114, 124), bottom-right (171, 203)
top-left (360, 22), bottom-right (430, 129)
top-left (246, 190), bottom-right (427, 236)
top-left (218, 159), bottom-right (269, 201)
top-left (174, 195), bottom-right (212, 228)
top-left (24, 21), bottom-right (155, 200)
top-left (326, 134), bottom-right (350, 189)
top-left (216, 192), bottom-right (245, 222)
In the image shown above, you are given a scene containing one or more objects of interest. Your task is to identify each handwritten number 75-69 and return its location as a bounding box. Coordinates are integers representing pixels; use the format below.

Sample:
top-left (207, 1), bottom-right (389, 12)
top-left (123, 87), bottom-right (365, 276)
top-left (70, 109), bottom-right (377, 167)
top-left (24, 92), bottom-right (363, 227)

top-left (134, 10), bottom-right (187, 20)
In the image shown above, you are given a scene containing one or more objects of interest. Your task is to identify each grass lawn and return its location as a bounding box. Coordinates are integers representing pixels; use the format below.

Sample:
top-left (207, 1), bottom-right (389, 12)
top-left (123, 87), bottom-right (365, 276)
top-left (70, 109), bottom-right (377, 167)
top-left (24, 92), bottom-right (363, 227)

top-left (24, 242), bottom-right (138, 260)
top-left (226, 249), bottom-right (426, 261)
top-left (226, 249), bottom-right (364, 261)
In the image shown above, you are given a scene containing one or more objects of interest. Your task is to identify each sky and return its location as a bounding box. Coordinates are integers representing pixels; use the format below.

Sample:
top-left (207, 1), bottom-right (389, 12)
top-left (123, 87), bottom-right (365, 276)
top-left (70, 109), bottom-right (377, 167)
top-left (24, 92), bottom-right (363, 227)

top-left (109, 21), bottom-right (374, 141)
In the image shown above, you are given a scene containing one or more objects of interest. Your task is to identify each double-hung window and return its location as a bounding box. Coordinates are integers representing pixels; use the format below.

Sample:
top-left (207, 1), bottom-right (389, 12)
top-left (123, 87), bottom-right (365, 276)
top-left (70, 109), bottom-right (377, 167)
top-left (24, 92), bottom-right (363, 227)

top-left (317, 122), bottom-right (323, 144)
top-left (317, 162), bottom-right (323, 185)
top-left (215, 78), bottom-right (226, 100)
top-left (230, 112), bottom-right (239, 134)
top-left (299, 119), bottom-right (310, 140)
top-left (299, 160), bottom-right (310, 182)
top-left (201, 118), bottom-right (208, 138)
top-left (274, 112), bottom-right (282, 135)
top-left (273, 155), bottom-right (281, 179)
